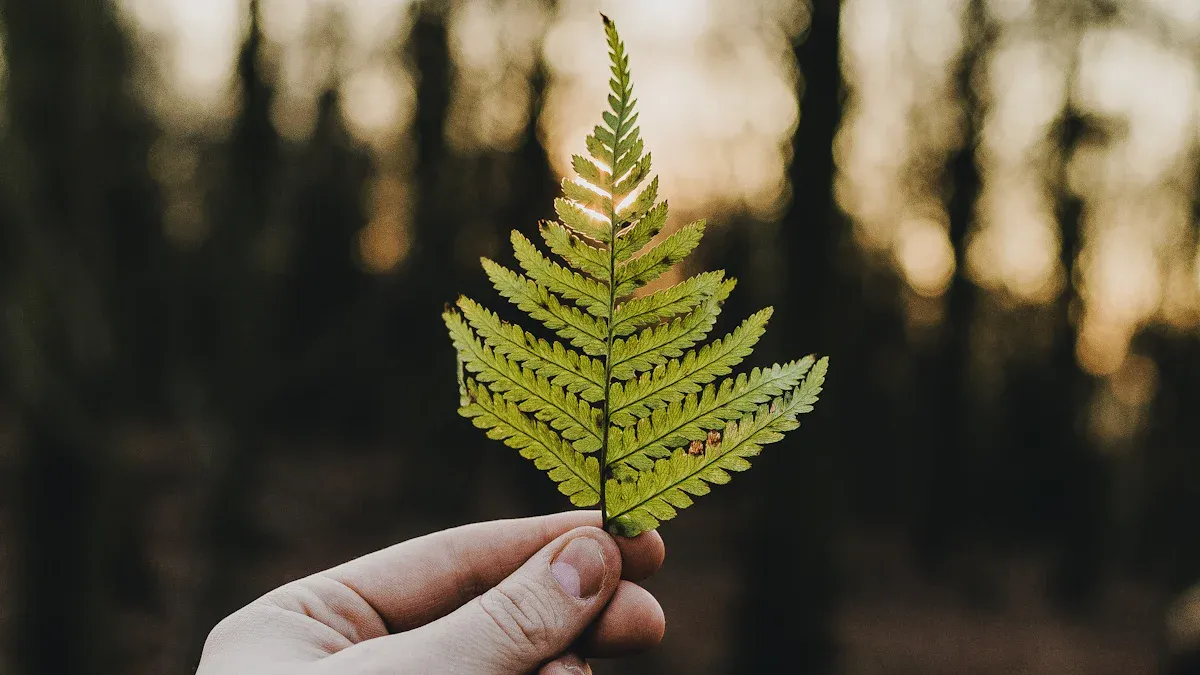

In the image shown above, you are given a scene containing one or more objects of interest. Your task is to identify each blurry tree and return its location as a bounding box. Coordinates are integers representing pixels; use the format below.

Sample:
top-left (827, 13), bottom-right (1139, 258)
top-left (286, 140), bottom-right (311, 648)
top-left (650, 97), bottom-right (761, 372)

top-left (404, 0), bottom-right (456, 316)
top-left (395, 0), bottom-right (564, 521)
top-left (276, 84), bottom-right (374, 429)
top-left (1044, 100), bottom-right (1105, 609)
top-left (1133, 38), bottom-right (1200, 600)
top-left (485, 30), bottom-right (567, 517)
top-left (739, 0), bottom-right (842, 670)
top-left (1143, 322), bottom-right (1200, 675)
top-left (918, 0), bottom-right (989, 572)
top-left (0, 0), bottom-right (164, 673)
top-left (177, 0), bottom-right (381, 664)
top-left (499, 42), bottom-right (557, 249)
top-left (390, 0), bottom-right (485, 519)
top-left (1033, 0), bottom-right (1125, 613)
top-left (178, 0), bottom-right (287, 663)
top-left (1139, 329), bottom-right (1200, 590)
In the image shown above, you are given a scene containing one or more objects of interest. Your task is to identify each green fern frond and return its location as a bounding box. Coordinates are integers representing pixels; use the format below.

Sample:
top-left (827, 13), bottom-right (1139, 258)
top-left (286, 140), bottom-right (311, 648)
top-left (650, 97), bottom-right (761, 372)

top-left (540, 221), bottom-right (609, 279)
top-left (614, 220), bottom-right (705, 295)
top-left (611, 270), bottom-right (726, 336)
top-left (554, 198), bottom-right (610, 242)
top-left (482, 259), bottom-right (609, 354)
top-left (461, 382), bottom-right (601, 506)
top-left (613, 201), bottom-right (666, 261)
top-left (606, 357), bottom-right (828, 536)
top-left (608, 308), bottom-right (772, 426)
top-left (457, 296), bottom-right (606, 402)
top-left (610, 279), bottom-right (735, 380)
top-left (608, 357), bottom-right (816, 473)
top-left (446, 311), bottom-right (604, 453)
top-left (511, 231), bottom-right (611, 317)
top-left (444, 14), bottom-right (829, 535)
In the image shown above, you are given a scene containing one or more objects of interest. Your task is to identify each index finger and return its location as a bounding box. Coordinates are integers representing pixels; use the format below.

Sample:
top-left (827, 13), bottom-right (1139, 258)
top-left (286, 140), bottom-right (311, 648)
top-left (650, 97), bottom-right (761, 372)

top-left (322, 511), bottom-right (665, 633)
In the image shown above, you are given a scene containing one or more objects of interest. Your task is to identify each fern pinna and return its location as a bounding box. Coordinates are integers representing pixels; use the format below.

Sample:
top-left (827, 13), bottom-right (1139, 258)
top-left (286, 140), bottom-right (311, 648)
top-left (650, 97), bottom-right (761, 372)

top-left (444, 14), bottom-right (828, 538)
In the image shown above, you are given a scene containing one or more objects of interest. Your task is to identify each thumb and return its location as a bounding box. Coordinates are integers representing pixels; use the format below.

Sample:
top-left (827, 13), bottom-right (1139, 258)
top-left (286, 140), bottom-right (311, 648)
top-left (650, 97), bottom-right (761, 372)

top-left (345, 526), bottom-right (621, 674)
top-left (438, 525), bottom-right (620, 673)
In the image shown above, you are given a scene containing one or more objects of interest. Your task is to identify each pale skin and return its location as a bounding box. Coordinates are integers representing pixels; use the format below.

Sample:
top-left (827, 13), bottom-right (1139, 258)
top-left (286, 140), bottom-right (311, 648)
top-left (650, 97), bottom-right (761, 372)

top-left (197, 511), bottom-right (667, 675)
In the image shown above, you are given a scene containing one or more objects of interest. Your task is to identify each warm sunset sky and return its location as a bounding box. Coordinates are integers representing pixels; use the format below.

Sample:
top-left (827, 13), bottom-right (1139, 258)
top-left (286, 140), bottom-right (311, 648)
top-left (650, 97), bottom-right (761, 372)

top-left (114, 0), bottom-right (1200, 379)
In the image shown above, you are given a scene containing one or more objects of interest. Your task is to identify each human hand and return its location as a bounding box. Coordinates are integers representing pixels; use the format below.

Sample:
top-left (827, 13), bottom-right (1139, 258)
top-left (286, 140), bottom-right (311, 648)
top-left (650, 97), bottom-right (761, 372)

top-left (196, 511), bottom-right (666, 674)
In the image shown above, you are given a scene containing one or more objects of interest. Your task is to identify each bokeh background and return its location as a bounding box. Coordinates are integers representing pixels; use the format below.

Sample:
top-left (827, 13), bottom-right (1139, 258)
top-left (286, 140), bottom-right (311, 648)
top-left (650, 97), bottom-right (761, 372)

top-left (2, 0), bottom-right (1200, 673)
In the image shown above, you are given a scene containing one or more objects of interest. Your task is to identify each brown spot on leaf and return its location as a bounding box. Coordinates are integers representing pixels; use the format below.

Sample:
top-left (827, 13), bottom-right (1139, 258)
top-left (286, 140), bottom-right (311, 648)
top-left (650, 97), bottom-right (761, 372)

top-left (706, 430), bottom-right (721, 451)
top-left (688, 439), bottom-right (704, 456)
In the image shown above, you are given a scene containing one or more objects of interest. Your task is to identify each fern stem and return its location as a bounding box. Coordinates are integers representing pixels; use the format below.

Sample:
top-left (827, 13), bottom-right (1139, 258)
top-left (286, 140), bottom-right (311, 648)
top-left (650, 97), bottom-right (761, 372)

top-left (600, 245), bottom-right (616, 530)
top-left (599, 158), bottom-right (620, 532)
top-left (599, 20), bottom-right (628, 532)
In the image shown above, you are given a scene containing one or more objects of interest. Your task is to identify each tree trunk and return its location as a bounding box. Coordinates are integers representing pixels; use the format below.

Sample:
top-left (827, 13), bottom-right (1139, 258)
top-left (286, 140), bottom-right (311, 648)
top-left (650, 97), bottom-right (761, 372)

top-left (918, 0), bottom-right (987, 570)
top-left (740, 1), bottom-right (843, 670)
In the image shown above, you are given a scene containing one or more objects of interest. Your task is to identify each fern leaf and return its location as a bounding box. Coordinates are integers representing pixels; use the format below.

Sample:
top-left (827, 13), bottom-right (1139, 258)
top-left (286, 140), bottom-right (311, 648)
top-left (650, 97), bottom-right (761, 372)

top-left (616, 175), bottom-right (659, 224)
top-left (583, 135), bottom-right (611, 174)
top-left (606, 358), bottom-right (829, 537)
top-left (445, 15), bottom-right (829, 535)
top-left (511, 231), bottom-right (610, 317)
top-left (457, 296), bottom-right (606, 402)
top-left (482, 258), bottom-right (608, 355)
top-left (608, 308), bottom-right (772, 426)
top-left (561, 177), bottom-right (614, 216)
top-left (611, 270), bottom-right (725, 336)
top-left (541, 221), bottom-right (609, 280)
top-left (572, 154), bottom-right (611, 189)
top-left (445, 310), bottom-right (604, 453)
top-left (461, 383), bottom-right (601, 506)
top-left (614, 220), bottom-right (705, 295)
top-left (613, 136), bottom-right (645, 184)
top-left (555, 198), bottom-right (609, 242)
top-left (610, 278), bottom-right (735, 380)
top-left (613, 153), bottom-right (653, 202)
top-left (613, 201), bottom-right (667, 262)
top-left (608, 357), bottom-right (816, 472)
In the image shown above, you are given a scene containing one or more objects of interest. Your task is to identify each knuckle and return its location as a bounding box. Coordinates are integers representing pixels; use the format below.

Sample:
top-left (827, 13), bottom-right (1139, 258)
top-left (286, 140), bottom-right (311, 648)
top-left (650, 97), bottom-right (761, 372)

top-left (477, 576), bottom-right (563, 657)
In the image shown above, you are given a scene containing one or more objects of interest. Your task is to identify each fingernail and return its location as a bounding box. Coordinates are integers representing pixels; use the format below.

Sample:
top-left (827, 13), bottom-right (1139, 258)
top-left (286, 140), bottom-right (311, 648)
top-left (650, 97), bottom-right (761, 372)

top-left (550, 653), bottom-right (591, 675)
top-left (551, 536), bottom-right (605, 599)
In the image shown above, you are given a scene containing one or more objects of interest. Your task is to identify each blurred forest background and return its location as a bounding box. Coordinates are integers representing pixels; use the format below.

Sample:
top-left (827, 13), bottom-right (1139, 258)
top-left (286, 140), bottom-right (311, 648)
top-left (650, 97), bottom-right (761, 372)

top-left (2, 0), bottom-right (1200, 673)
